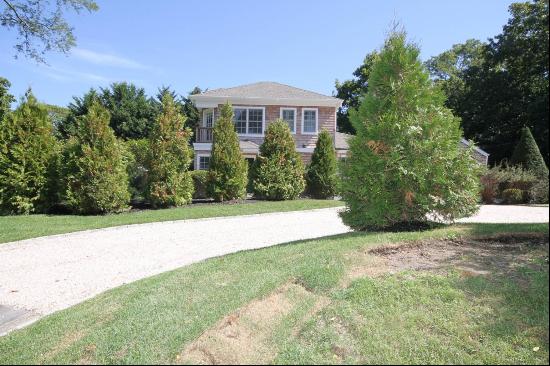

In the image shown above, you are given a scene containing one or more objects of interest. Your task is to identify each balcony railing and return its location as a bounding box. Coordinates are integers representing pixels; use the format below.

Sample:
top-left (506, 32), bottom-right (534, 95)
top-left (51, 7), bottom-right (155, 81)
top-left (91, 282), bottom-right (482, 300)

top-left (195, 127), bottom-right (213, 143)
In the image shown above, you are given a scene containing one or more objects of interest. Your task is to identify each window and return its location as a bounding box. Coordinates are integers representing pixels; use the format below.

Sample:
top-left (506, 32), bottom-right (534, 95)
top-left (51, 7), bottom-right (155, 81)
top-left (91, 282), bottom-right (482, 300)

top-left (203, 109), bottom-right (214, 128)
top-left (232, 107), bottom-right (264, 135)
top-left (280, 108), bottom-right (296, 133)
top-left (234, 108), bottom-right (247, 134)
top-left (198, 156), bottom-right (210, 170)
top-left (302, 108), bottom-right (318, 134)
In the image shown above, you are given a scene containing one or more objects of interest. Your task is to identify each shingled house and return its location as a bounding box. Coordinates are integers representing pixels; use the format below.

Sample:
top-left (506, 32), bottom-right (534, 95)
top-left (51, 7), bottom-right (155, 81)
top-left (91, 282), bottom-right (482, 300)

top-left (189, 81), bottom-right (488, 170)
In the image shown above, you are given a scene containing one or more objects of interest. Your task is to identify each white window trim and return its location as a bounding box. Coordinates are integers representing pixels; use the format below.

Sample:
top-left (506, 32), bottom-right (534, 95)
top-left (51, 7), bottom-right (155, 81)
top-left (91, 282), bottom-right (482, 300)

top-left (280, 107), bottom-right (297, 134)
top-left (233, 106), bottom-right (265, 137)
top-left (196, 153), bottom-right (211, 171)
top-left (301, 108), bottom-right (319, 135)
top-left (202, 109), bottom-right (214, 128)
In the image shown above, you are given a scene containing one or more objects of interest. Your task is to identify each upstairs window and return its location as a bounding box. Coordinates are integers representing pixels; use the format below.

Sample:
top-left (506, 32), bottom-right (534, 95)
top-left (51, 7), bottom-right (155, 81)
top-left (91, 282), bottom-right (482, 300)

top-left (302, 108), bottom-right (318, 134)
top-left (233, 107), bottom-right (264, 135)
top-left (280, 108), bottom-right (296, 133)
top-left (203, 109), bottom-right (214, 128)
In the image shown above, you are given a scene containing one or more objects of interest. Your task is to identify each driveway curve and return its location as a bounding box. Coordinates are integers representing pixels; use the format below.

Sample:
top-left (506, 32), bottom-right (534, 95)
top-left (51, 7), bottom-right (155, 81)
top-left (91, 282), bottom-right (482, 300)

top-left (0, 204), bottom-right (547, 335)
top-left (0, 207), bottom-right (350, 334)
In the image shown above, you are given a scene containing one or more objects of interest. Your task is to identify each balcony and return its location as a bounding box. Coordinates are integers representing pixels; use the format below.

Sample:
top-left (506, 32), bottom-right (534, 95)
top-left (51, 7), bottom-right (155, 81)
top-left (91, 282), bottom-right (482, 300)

top-left (195, 127), bottom-right (213, 143)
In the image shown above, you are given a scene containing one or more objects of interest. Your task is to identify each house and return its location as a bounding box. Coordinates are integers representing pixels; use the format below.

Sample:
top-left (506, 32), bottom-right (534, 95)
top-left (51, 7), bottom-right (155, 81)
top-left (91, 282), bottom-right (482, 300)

top-left (190, 81), bottom-right (344, 170)
top-left (189, 81), bottom-right (488, 170)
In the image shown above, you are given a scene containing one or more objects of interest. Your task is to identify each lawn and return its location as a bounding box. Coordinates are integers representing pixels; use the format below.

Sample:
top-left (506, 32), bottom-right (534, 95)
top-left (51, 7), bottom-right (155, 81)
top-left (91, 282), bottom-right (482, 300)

top-left (0, 199), bottom-right (343, 244)
top-left (0, 223), bottom-right (547, 364)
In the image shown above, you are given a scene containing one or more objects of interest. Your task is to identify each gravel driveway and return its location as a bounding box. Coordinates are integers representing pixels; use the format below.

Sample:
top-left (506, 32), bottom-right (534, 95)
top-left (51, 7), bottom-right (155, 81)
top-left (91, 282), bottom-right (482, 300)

top-left (0, 204), bottom-right (547, 335)
top-left (0, 207), bottom-right (350, 334)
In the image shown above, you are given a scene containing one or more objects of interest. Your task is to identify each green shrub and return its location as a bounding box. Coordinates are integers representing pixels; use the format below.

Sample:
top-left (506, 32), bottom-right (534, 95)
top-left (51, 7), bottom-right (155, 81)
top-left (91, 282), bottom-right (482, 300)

top-left (146, 94), bottom-right (193, 208)
top-left (207, 103), bottom-right (248, 201)
top-left (306, 129), bottom-right (338, 199)
top-left (252, 120), bottom-right (305, 200)
top-left (61, 102), bottom-right (130, 214)
top-left (192, 170), bottom-right (209, 199)
top-left (529, 176), bottom-right (549, 204)
top-left (125, 138), bottom-right (150, 201)
top-left (0, 91), bottom-right (57, 214)
top-left (502, 188), bottom-right (524, 204)
top-left (339, 31), bottom-right (481, 230)
top-left (510, 126), bottom-right (549, 179)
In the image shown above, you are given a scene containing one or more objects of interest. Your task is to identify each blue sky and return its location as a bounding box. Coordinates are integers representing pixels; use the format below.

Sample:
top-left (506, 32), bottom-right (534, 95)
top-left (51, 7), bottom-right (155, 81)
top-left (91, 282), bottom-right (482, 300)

top-left (1, 0), bottom-right (515, 106)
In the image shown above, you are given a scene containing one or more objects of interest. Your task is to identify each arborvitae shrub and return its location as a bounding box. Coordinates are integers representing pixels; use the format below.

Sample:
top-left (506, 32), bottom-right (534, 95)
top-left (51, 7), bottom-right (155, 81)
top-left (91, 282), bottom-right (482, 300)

top-left (146, 94), bottom-right (193, 208)
top-left (192, 170), bottom-right (209, 199)
top-left (252, 120), bottom-right (305, 200)
top-left (125, 138), bottom-right (150, 202)
top-left (0, 91), bottom-right (57, 214)
top-left (207, 103), bottom-right (248, 201)
top-left (339, 31), bottom-right (481, 230)
top-left (306, 129), bottom-right (338, 198)
top-left (61, 102), bottom-right (130, 214)
top-left (510, 127), bottom-right (549, 179)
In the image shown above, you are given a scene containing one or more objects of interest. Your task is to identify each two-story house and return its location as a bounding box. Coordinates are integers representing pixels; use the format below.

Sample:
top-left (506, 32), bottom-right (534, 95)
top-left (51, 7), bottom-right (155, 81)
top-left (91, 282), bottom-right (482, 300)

top-left (190, 81), bottom-right (345, 170)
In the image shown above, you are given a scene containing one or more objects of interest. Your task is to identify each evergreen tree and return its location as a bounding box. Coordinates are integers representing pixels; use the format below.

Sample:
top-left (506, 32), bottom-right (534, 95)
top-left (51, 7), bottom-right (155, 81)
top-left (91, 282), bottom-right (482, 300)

top-left (340, 31), bottom-right (480, 230)
top-left (62, 101), bottom-right (130, 214)
top-left (252, 120), bottom-right (305, 200)
top-left (0, 77), bottom-right (15, 122)
top-left (146, 94), bottom-right (193, 207)
top-left (0, 90), bottom-right (57, 214)
top-left (207, 103), bottom-right (248, 201)
top-left (306, 129), bottom-right (338, 198)
top-left (510, 126), bottom-right (548, 179)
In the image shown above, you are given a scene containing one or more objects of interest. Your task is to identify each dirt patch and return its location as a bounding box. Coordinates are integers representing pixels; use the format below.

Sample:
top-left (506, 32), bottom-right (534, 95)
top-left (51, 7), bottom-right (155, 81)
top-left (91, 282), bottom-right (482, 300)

top-left (177, 282), bottom-right (324, 365)
top-left (367, 233), bottom-right (549, 277)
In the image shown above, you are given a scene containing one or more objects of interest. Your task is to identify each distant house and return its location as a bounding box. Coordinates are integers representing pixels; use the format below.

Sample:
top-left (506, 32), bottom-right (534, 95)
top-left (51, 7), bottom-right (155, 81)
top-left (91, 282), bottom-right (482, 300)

top-left (189, 81), bottom-right (488, 170)
top-left (190, 81), bottom-right (343, 170)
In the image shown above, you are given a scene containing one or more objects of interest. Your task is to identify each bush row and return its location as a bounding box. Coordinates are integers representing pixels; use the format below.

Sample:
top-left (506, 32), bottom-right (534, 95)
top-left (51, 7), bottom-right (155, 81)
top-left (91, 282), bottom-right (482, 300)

top-left (0, 95), bottom-right (338, 215)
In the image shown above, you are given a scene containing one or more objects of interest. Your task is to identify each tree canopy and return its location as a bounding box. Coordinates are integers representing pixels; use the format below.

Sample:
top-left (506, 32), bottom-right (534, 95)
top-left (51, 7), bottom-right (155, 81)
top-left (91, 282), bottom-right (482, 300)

top-left (428, 0), bottom-right (549, 164)
top-left (1, 0), bottom-right (98, 63)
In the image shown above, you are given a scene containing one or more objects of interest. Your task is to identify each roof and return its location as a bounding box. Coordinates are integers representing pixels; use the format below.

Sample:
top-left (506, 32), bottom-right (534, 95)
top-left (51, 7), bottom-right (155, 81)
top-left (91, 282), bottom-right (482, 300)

top-left (333, 134), bottom-right (489, 158)
top-left (460, 138), bottom-right (489, 157)
top-left (335, 132), bottom-right (352, 150)
top-left (191, 82), bottom-right (343, 108)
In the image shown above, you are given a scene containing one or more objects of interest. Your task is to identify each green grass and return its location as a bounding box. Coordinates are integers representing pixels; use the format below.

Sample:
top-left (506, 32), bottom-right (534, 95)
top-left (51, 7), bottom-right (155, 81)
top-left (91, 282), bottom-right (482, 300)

top-left (0, 199), bottom-right (344, 243)
top-left (0, 223), bottom-right (547, 364)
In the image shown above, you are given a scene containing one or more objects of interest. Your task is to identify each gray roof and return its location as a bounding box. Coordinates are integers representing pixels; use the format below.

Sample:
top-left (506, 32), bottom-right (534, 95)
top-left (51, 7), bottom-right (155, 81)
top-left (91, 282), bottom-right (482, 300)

top-left (201, 81), bottom-right (340, 102)
top-left (335, 132), bottom-right (352, 150)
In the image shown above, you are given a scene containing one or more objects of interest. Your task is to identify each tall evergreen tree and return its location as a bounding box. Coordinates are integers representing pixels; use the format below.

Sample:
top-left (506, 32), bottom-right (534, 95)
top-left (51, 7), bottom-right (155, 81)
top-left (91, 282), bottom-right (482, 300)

top-left (207, 103), bottom-right (248, 201)
top-left (252, 120), bottom-right (305, 200)
top-left (61, 102), bottom-right (130, 214)
top-left (510, 126), bottom-right (548, 178)
top-left (146, 94), bottom-right (193, 208)
top-left (0, 90), bottom-right (57, 214)
top-left (306, 129), bottom-right (338, 198)
top-left (340, 31), bottom-right (480, 230)
top-left (0, 77), bottom-right (15, 122)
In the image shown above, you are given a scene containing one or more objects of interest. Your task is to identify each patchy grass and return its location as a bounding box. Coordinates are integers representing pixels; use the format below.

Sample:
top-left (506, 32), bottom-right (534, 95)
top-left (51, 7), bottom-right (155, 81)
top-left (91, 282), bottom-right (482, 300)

top-left (0, 199), bottom-right (343, 243)
top-left (0, 223), bottom-right (547, 364)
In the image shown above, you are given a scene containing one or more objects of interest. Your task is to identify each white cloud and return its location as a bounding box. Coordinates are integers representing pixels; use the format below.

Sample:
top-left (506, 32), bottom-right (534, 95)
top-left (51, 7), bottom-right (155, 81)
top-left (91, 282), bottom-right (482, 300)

top-left (38, 66), bottom-right (112, 84)
top-left (72, 48), bottom-right (148, 70)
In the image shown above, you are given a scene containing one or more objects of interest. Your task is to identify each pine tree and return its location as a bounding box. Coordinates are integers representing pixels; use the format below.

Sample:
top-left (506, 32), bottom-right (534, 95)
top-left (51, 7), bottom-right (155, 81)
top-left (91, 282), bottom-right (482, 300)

top-left (207, 103), bottom-right (248, 201)
top-left (252, 120), bottom-right (305, 200)
top-left (340, 31), bottom-right (481, 230)
top-left (146, 94), bottom-right (193, 207)
top-left (0, 90), bottom-right (57, 214)
top-left (61, 101), bottom-right (130, 214)
top-left (510, 126), bottom-right (548, 179)
top-left (306, 129), bottom-right (338, 198)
